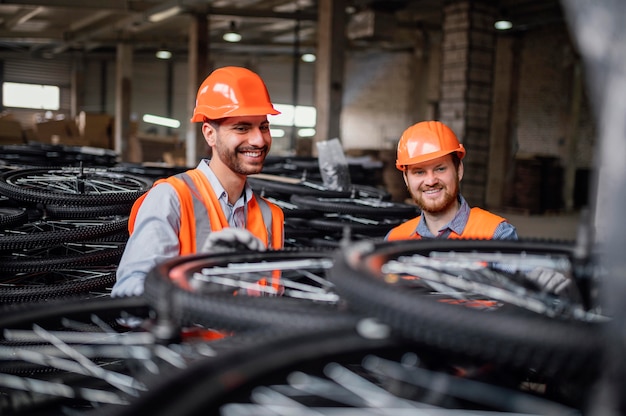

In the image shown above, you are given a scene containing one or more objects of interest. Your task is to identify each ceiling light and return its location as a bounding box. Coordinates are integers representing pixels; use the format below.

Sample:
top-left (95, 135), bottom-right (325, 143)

top-left (143, 114), bottom-right (181, 129)
top-left (155, 49), bottom-right (172, 59)
top-left (148, 5), bottom-right (182, 23)
top-left (494, 19), bottom-right (513, 30)
top-left (270, 128), bottom-right (285, 137)
top-left (298, 128), bottom-right (316, 137)
top-left (301, 53), bottom-right (316, 63)
top-left (223, 21), bottom-right (242, 43)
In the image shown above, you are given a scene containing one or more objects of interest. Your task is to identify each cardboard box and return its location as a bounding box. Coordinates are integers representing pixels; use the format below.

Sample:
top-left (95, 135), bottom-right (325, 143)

top-left (136, 133), bottom-right (184, 164)
top-left (77, 111), bottom-right (113, 149)
top-left (0, 119), bottom-right (25, 144)
top-left (35, 119), bottom-right (85, 145)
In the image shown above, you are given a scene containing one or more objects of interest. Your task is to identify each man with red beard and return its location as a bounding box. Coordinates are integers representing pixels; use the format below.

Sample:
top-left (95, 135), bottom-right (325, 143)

top-left (384, 121), bottom-right (580, 300)
top-left (112, 66), bottom-right (284, 297)
top-left (385, 121), bottom-right (517, 241)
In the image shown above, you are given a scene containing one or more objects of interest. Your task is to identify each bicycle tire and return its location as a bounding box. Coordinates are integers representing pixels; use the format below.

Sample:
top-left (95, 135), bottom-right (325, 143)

top-left (247, 176), bottom-right (351, 198)
top-left (0, 167), bottom-right (152, 206)
top-left (261, 195), bottom-right (319, 219)
top-left (42, 203), bottom-right (133, 219)
top-left (144, 249), bottom-right (357, 332)
top-left (0, 216), bottom-right (128, 251)
top-left (0, 295), bottom-right (149, 334)
top-left (106, 322), bottom-right (582, 416)
top-left (329, 238), bottom-right (604, 377)
top-left (0, 206), bottom-right (28, 228)
top-left (308, 215), bottom-right (403, 236)
top-left (0, 296), bottom-right (151, 413)
top-left (0, 265), bottom-right (118, 304)
top-left (0, 241), bottom-right (125, 274)
top-left (290, 194), bottom-right (419, 218)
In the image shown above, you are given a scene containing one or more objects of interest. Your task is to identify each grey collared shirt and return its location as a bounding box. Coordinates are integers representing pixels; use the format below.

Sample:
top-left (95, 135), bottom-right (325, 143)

top-left (111, 159), bottom-right (254, 297)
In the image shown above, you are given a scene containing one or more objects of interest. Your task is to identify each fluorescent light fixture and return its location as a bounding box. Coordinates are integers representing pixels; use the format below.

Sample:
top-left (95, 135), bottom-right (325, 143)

top-left (223, 21), bottom-right (241, 42)
top-left (271, 104), bottom-right (316, 127)
top-left (155, 49), bottom-right (172, 59)
top-left (270, 128), bottom-right (285, 137)
top-left (301, 53), bottom-right (316, 63)
top-left (494, 20), bottom-right (513, 30)
top-left (148, 5), bottom-right (182, 23)
top-left (143, 114), bottom-right (181, 129)
top-left (297, 128), bottom-right (316, 137)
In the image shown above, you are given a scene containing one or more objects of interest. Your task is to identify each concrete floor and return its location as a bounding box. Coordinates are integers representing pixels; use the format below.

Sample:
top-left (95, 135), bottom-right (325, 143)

top-left (493, 209), bottom-right (585, 241)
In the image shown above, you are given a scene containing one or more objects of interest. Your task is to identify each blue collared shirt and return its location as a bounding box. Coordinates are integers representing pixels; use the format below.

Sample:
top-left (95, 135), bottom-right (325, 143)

top-left (388, 195), bottom-right (518, 240)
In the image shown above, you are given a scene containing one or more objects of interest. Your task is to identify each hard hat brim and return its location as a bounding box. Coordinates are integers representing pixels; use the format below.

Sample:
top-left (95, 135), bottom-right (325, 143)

top-left (191, 105), bottom-right (280, 122)
top-left (396, 147), bottom-right (465, 171)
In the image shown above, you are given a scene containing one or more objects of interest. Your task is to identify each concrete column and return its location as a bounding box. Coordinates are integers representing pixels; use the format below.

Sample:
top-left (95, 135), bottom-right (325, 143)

top-left (70, 56), bottom-right (85, 119)
top-left (114, 42), bottom-right (133, 161)
top-left (313, 0), bottom-right (346, 155)
top-left (186, 12), bottom-right (209, 167)
top-left (563, 61), bottom-right (584, 212)
top-left (487, 35), bottom-right (520, 209)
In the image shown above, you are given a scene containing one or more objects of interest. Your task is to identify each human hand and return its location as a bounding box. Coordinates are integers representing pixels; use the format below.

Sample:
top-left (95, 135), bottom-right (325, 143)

top-left (201, 228), bottom-right (266, 253)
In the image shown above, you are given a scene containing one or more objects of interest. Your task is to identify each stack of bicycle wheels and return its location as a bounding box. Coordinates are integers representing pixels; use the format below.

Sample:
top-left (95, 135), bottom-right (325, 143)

top-left (0, 165), bottom-right (153, 303)
top-left (0, 237), bottom-right (606, 415)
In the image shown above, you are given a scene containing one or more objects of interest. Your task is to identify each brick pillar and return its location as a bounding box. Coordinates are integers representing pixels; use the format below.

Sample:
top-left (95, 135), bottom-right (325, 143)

top-left (439, 0), bottom-right (496, 207)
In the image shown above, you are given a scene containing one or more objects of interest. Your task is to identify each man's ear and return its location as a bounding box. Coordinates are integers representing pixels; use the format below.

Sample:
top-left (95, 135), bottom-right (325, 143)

top-left (402, 170), bottom-right (409, 188)
top-left (458, 161), bottom-right (464, 181)
top-left (202, 123), bottom-right (217, 147)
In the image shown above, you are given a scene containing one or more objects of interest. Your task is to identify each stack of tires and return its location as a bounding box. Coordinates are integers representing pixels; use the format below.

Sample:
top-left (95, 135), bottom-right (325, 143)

top-left (0, 164), bottom-right (153, 303)
top-left (249, 166), bottom-right (419, 247)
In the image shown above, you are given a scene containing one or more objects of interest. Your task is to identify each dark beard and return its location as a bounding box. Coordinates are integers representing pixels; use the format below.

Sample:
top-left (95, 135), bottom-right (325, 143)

top-left (215, 142), bottom-right (267, 175)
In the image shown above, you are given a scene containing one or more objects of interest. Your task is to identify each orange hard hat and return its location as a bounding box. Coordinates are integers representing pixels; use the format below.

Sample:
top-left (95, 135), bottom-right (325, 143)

top-left (395, 121), bottom-right (466, 171)
top-left (191, 66), bottom-right (280, 122)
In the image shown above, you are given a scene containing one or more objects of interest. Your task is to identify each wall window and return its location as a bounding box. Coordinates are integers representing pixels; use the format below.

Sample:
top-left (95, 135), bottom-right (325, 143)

top-left (270, 104), bottom-right (316, 128)
top-left (269, 104), bottom-right (316, 143)
top-left (2, 82), bottom-right (60, 110)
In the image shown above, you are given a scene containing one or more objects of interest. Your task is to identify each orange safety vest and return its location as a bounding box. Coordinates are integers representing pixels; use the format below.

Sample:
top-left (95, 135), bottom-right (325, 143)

top-left (386, 207), bottom-right (506, 240)
top-left (128, 168), bottom-right (284, 255)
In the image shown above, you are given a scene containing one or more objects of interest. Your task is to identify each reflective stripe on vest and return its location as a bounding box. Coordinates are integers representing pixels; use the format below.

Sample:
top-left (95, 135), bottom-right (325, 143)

top-left (386, 207), bottom-right (506, 240)
top-left (128, 168), bottom-right (284, 255)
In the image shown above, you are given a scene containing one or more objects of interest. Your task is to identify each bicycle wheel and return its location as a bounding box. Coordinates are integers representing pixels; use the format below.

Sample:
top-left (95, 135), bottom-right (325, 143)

top-left (329, 238), bottom-right (605, 378)
top-left (0, 215), bottom-right (128, 251)
top-left (107, 322), bottom-right (584, 416)
top-left (0, 206), bottom-right (28, 228)
top-left (291, 194), bottom-right (419, 218)
top-left (42, 203), bottom-right (133, 219)
top-left (0, 265), bottom-right (119, 303)
top-left (308, 214), bottom-right (404, 237)
top-left (0, 144), bottom-right (118, 167)
top-left (0, 166), bottom-right (152, 206)
top-left (144, 248), bottom-right (356, 332)
top-left (247, 176), bottom-right (351, 198)
top-left (0, 296), bottom-right (154, 414)
top-left (0, 240), bottom-right (125, 274)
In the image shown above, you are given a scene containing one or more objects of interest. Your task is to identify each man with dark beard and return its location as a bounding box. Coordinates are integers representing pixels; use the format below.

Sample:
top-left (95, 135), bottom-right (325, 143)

top-left (112, 66), bottom-right (284, 297)
top-left (385, 121), bottom-right (517, 241)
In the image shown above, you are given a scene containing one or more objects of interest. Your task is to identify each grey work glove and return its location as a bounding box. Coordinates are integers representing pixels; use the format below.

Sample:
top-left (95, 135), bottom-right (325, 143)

top-left (526, 267), bottom-right (573, 296)
top-left (201, 228), bottom-right (266, 253)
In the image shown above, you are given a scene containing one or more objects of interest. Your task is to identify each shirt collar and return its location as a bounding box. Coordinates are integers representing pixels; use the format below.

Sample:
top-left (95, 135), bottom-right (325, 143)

top-left (416, 195), bottom-right (470, 238)
top-left (197, 159), bottom-right (253, 208)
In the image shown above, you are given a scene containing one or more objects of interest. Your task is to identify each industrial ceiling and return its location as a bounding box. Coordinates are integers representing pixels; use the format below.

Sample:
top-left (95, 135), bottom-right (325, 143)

top-left (0, 0), bottom-right (565, 59)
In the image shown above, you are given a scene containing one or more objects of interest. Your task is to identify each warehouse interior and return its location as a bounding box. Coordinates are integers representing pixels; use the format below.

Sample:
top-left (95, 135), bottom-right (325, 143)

top-left (0, 0), bottom-right (625, 414)
top-left (0, 0), bottom-right (593, 215)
